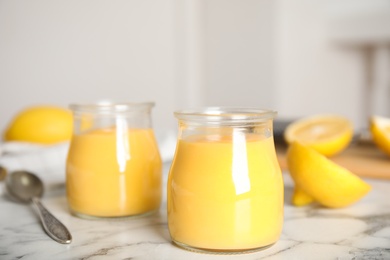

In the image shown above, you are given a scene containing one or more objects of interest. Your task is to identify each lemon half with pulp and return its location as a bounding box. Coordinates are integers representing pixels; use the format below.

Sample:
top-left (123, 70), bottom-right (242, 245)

top-left (370, 115), bottom-right (390, 157)
top-left (284, 114), bottom-right (353, 156)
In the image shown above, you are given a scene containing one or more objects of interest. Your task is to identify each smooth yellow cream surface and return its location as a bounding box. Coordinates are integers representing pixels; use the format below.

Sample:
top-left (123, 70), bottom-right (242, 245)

top-left (66, 128), bottom-right (162, 217)
top-left (168, 134), bottom-right (283, 250)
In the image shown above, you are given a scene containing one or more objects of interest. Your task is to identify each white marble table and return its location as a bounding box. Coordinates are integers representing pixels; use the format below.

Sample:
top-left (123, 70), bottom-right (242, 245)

top-left (1, 165), bottom-right (390, 260)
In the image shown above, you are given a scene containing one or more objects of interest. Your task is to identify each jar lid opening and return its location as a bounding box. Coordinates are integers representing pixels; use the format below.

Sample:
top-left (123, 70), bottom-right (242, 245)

top-left (69, 102), bottom-right (155, 114)
top-left (174, 107), bottom-right (277, 124)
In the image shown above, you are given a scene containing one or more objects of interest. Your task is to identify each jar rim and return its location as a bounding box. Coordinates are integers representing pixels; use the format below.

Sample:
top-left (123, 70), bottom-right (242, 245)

top-left (69, 101), bottom-right (155, 113)
top-left (174, 107), bottom-right (277, 123)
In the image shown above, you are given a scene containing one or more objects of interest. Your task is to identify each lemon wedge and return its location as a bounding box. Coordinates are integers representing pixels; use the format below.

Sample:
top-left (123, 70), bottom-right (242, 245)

top-left (370, 115), bottom-right (390, 157)
top-left (287, 142), bottom-right (371, 208)
top-left (3, 105), bottom-right (73, 144)
top-left (292, 186), bottom-right (314, 207)
top-left (284, 115), bottom-right (353, 156)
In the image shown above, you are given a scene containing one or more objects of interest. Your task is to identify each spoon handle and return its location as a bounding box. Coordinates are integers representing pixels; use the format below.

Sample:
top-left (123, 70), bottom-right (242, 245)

top-left (32, 197), bottom-right (72, 244)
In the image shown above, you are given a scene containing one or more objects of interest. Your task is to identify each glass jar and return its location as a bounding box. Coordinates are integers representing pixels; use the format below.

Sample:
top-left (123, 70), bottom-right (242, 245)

top-left (66, 102), bottom-right (162, 219)
top-left (167, 107), bottom-right (284, 253)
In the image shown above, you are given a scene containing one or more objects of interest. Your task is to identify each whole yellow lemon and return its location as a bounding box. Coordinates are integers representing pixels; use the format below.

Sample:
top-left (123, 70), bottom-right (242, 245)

top-left (3, 105), bottom-right (73, 144)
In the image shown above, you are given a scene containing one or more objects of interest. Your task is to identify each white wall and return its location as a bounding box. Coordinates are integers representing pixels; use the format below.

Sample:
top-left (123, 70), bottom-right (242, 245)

top-left (275, 0), bottom-right (390, 130)
top-left (1, 0), bottom-right (389, 137)
top-left (0, 0), bottom-right (176, 135)
top-left (275, 0), bottom-right (365, 128)
top-left (177, 0), bottom-right (389, 130)
top-left (202, 0), bottom-right (277, 109)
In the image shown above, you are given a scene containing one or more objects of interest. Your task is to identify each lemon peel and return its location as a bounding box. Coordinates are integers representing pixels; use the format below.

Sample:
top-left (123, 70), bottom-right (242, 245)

top-left (292, 186), bottom-right (314, 206)
top-left (3, 105), bottom-right (73, 144)
top-left (284, 114), bottom-right (353, 156)
top-left (287, 142), bottom-right (371, 208)
top-left (370, 115), bottom-right (390, 157)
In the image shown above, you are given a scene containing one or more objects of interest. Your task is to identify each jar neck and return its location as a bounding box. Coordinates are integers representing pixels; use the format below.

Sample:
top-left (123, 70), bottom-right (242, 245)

top-left (70, 102), bottom-right (154, 115)
top-left (175, 107), bottom-right (276, 140)
top-left (177, 120), bottom-right (274, 139)
top-left (175, 107), bottom-right (276, 126)
top-left (70, 102), bottom-right (154, 133)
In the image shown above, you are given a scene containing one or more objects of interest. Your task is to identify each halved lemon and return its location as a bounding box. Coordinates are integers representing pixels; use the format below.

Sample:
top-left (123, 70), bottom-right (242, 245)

top-left (370, 115), bottom-right (390, 157)
top-left (287, 142), bottom-right (371, 208)
top-left (284, 114), bottom-right (353, 156)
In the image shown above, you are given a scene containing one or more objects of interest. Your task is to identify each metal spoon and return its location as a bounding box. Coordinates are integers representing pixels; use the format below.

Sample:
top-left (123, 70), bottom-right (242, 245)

top-left (5, 171), bottom-right (72, 244)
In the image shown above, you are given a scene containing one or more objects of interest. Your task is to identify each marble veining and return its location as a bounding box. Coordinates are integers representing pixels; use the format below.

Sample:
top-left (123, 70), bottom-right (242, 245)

top-left (0, 172), bottom-right (390, 260)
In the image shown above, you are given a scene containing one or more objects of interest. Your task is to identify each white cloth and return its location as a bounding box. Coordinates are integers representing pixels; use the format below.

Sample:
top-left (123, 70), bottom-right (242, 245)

top-left (0, 132), bottom-right (176, 188)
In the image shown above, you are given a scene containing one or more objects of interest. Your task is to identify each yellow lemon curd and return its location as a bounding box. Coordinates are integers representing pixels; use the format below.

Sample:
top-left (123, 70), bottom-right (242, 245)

top-left (66, 128), bottom-right (162, 218)
top-left (168, 133), bottom-right (283, 251)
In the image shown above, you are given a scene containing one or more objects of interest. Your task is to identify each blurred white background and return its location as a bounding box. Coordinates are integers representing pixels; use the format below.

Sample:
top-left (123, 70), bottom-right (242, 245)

top-left (1, 0), bottom-right (390, 137)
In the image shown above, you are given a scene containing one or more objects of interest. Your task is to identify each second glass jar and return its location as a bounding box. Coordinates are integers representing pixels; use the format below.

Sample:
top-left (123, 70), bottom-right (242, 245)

top-left (66, 102), bottom-right (162, 219)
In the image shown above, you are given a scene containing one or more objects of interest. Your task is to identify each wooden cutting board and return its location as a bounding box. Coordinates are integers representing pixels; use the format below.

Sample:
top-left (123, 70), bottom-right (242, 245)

top-left (276, 142), bottom-right (390, 179)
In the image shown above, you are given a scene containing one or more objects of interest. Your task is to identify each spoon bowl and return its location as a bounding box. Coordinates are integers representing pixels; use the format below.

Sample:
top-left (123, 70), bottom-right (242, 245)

top-left (6, 170), bottom-right (44, 203)
top-left (5, 170), bottom-right (72, 244)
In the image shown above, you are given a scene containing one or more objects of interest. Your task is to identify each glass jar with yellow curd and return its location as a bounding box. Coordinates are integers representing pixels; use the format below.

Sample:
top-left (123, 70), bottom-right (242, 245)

top-left (66, 102), bottom-right (162, 219)
top-left (168, 107), bottom-right (284, 253)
